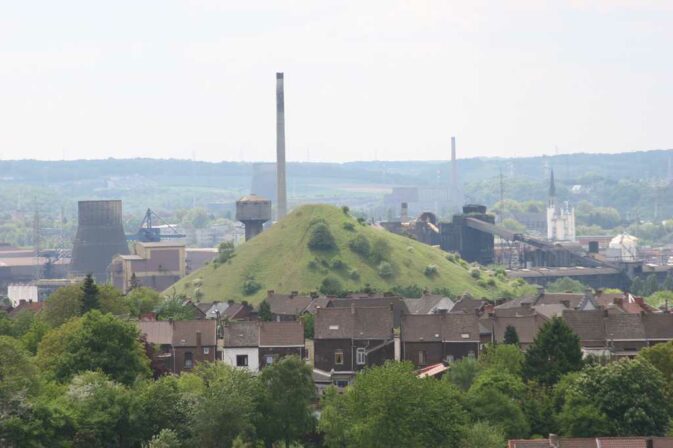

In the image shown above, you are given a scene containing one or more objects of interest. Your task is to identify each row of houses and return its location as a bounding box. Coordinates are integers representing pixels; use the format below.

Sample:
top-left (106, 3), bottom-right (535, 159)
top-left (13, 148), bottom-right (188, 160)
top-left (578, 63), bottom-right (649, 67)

top-left (137, 288), bottom-right (673, 385)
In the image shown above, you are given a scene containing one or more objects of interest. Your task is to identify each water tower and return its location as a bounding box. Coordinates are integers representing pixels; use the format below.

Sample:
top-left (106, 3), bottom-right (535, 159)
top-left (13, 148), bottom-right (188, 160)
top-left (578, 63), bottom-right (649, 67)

top-left (236, 195), bottom-right (272, 241)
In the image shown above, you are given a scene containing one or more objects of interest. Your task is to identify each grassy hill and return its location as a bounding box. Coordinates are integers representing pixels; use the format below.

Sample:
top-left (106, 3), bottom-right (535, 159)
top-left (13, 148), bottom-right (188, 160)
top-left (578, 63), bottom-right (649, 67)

top-left (169, 204), bottom-right (533, 304)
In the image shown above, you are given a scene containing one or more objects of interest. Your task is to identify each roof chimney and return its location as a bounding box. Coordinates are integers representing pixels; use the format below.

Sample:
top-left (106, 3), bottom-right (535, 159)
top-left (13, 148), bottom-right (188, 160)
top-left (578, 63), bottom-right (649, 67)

top-left (549, 434), bottom-right (560, 448)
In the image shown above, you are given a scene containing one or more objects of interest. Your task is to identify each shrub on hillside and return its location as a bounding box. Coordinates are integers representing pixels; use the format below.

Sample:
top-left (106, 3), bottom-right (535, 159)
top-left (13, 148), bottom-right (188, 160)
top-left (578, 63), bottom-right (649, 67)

top-left (349, 234), bottom-right (371, 257)
top-left (331, 258), bottom-right (347, 270)
top-left (377, 261), bottom-right (394, 279)
top-left (308, 222), bottom-right (336, 251)
top-left (320, 277), bottom-right (344, 296)
top-left (470, 268), bottom-right (481, 279)
top-left (370, 239), bottom-right (392, 264)
top-left (349, 269), bottom-right (360, 280)
top-left (342, 222), bottom-right (355, 231)
top-left (242, 275), bottom-right (262, 296)
top-left (424, 264), bottom-right (438, 277)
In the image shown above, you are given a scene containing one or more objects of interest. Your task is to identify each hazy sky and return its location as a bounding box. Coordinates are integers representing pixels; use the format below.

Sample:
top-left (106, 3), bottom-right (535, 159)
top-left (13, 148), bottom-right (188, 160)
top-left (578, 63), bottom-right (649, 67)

top-left (0, 1), bottom-right (671, 162)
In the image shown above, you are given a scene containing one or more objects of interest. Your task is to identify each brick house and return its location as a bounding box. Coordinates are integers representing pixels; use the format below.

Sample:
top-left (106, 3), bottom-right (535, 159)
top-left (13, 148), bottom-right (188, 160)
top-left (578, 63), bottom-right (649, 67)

top-left (314, 305), bottom-right (395, 384)
top-left (401, 312), bottom-right (481, 367)
top-left (137, 319), bottom-right (217, 374)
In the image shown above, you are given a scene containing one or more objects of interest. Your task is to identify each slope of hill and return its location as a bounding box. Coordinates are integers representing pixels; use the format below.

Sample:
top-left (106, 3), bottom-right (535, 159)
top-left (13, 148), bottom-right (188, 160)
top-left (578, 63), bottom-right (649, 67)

top-left (169, 204), bottom-right (532, 304)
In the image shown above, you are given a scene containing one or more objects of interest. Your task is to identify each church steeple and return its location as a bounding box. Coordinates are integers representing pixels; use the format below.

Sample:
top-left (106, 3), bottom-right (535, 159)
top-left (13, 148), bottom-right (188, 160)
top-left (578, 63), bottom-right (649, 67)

top-left (549, 169), bottom-right (556, 197)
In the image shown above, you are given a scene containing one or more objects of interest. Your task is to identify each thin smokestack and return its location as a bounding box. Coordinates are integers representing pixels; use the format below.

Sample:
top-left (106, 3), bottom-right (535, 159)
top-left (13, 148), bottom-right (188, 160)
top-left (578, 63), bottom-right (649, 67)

top-left (451, 136), bottom-right (458, 194)
top-left (276, 72), bottom-right (288, 219)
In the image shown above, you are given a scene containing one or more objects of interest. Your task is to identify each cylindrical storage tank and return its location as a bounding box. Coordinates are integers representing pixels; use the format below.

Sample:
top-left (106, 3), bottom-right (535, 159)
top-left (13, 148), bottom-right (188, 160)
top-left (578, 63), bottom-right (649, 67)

top-left (236, 195), bottom-right (272, 240)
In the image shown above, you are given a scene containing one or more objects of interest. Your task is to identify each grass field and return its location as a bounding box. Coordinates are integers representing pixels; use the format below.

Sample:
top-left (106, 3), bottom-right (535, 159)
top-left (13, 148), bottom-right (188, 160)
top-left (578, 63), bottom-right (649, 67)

top-left (169, 204), bottom-right (532, 304)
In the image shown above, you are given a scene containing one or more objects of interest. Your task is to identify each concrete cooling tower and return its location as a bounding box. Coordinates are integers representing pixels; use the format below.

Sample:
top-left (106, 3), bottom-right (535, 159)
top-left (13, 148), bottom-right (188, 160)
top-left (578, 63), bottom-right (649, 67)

top-left (70, 200), bottom-right (130, 282)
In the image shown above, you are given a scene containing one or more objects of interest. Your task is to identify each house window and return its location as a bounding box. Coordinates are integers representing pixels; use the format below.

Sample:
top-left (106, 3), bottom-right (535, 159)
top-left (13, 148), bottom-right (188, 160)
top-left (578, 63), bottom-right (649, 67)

top-left (356, 348), bottom-right (366, 365)
top-left (236, 354), bottom-right (248, 367)
top-left (184, 352), bottom-right (193, 369)
top-left (446, 355), bottom-right (454, 363)
top-left (468, 350), bottom-right (475, 359)
top-left (418, 350), bottom-right (427, 365)
top-left (203, 347), bottom-right (210, 355)
top-left (335, 350), bottom-right (344, 365)
top-left (265, 354), bottom-right (275, 365)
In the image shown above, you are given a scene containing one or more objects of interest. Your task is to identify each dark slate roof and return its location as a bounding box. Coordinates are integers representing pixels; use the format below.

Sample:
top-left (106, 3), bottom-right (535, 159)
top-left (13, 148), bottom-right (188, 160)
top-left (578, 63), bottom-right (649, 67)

top-left (495, 298), bottom-right (535, 310)
top-left (606, 313), bottom-right (645, 341)
top-left (403, 294), bottom-right (454, 315)
top-left (535, 292), bottom-right (584, 308)
top-left (8, 301), bottom-right (44, 317)
top-left (493, 305), bottom-right (537, 318)
top-left (138, 320), bottom-right (217, 347)
top-left (315, 306), bottom-right (393, 340)
top-left (267, 293), bottom-right (313, 316)
top-left (222, 321), bottom-right (259, 347)
top-left (450, 297), bottom-right (486, 314)
top-left (562, 310), bottom-right (606, 343)
top-left (259, 321), bottom-right (304, 347)
top-left (172, 320), bottom-right (217, 346)
top-left (327, 296), bottom-right (407, 312)
top-left (401, 313), bottom-right (480, 342)
top-left (642, 313), bottom-right (673, 340)
top-left (491, 313), bottom-right (547, 344)
top-left (304, 296), bottom-right (331, 315)
top-left (222, 303), bottom-right (252, 320)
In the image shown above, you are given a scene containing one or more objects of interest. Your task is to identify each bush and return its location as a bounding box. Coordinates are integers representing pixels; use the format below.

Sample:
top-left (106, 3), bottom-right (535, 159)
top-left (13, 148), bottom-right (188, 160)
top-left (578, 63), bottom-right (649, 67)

top-left (341, 205), bottom-right (350, 215)
top-left (370, 239), bottom-right (391, 264)
top-left (487, 277), bottom-right (497, 287)
top-left (357, 217), bottom-right (366, 225)
top-left (349, 234), bottom-right (371, 257)
top-left (307, 260), bottom-right (319, 270)
top-left (349, 269), bottom-right (360, 280)
top-left (470, 268), bottom-right (481, 279)
top-left (331, 258), bottom-right (347, 270)
top-left (342, 222), bottom-right (355, 231)
top-left (424, 264), bottom-right (438, 277)
top-left (320, 277), bottom-right (344, 296)
top-left (242, 275), bottom-right (262, 296)
top-left (307, 222), bottom-right (336, 251)
top-left (377, 261), bottom-right (394, 278)
top-left (446, 253), bottom-right (458, 263)
top-left (216, 241), bottom-right (236, 264)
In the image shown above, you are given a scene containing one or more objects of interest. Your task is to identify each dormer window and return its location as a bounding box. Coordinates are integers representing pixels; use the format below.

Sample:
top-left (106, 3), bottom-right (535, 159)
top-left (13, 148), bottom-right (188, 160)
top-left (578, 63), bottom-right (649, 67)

top-left (329, 325), bottom-right (339, 330)
top-left (461, 333), bottom-right (470, 339)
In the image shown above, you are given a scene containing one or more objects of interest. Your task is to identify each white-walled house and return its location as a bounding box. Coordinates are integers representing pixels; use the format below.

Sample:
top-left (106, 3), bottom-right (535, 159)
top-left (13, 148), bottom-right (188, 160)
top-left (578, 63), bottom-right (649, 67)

top-left (221, 321), bottom-right (260, 372)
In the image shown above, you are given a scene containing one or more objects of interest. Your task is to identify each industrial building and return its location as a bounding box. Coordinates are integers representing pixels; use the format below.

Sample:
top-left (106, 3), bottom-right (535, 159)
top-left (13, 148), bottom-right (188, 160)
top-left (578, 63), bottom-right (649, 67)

top-left (236, 195), bottom-right (272, 241)
top-left (71, 200), bottom-right (130, 282)
top-left (109, 241), bottom-right (186, 294)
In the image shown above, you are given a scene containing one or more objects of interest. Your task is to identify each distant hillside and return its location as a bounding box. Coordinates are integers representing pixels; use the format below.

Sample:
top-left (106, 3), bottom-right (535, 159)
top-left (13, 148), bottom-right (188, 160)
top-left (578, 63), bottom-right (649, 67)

top-left (168, 204), bottom-right (533, 304)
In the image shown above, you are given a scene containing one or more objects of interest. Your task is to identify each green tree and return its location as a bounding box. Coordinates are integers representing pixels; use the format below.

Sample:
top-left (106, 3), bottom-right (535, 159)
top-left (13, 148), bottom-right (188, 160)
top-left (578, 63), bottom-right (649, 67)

top-left (558, 359), bottom-right (671, 436)
top-left (124, 287), bottom-right (163, 318)
top-left (546, 277), bottom-right (586, 293)
top-left (81, 273), bottom-right (100, 313)
top-left (639, 341), bottom-right (673, 385)
top-left (156, 297), bottom-right (196, 321)
top-left (98, 284), bottom-right (128, 315)
top-left (348, 234), bottom-right (370, 257)
top-left (129, 376), bottom-right (190, 446)
top-left (465, 384), bottom-right (529, 439)
top-left (258, 300), bottom-right (272, 322)
top-left (630, 276), bottom-right (644, 295)
top-left (216, 241), bottom-right (236, 264)
top-left (523, 317), bottom-right (583, 386)
top-left (307, 222), bottom-right (336, 251)
top-left (146, 429), bottom-right (183, 448)
top-left (37, 311), bottom-right (150, 385)
top-left (459, 421), bottom-right (506, 448)
top-left (20, 317), bottom-right (49, 355)
top-left (320, 276), bottom-right (343, 296)
top-left (445, 356), bottom-right (481, 391)
top-left (59, 371), bottom-right (132, 447)
top-left (479, 344), bottom-right (524, 376)
top-left (42, 284), bottom-right (84, 327)
top-left (319, 362), bottom-right (467, 448)
top-left (300, 313), bottom-right (314, 339)
top-left (663, 273), bottom-right (673, 292)
top-left (370, 238), bottom-right (392, 264)
top-left (186, 363), bottom-right (258, 448)
top-left (504, 325), bottom-right (520, 346)
top-left (642, 273), bottom-right (660, 297)
top-left (255, 356), bottom-right (315, 448)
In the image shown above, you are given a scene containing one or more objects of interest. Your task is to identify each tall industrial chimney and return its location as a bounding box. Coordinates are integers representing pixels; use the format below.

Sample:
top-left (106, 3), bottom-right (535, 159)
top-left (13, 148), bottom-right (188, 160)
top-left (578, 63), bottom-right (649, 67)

top-left (276, 73), bottom-right (288, 219)
top-left (450, 136), bottom-right (458, 203)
